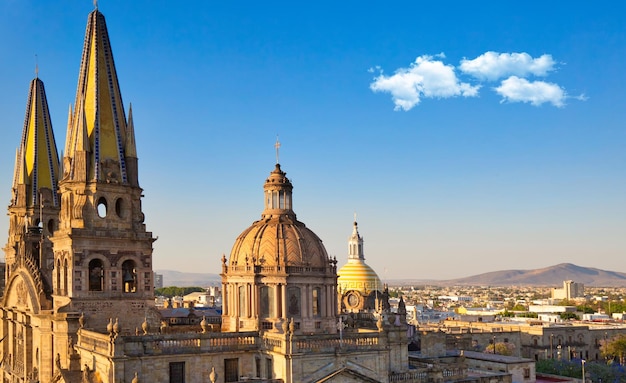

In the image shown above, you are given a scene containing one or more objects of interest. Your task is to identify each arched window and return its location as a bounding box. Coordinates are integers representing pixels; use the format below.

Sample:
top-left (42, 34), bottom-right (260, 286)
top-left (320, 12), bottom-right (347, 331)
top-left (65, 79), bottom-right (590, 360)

top-left (63, 259), bottom-right (68, 294)
top-left (96, 197), bottom-right (107, 218)
top-left (56, 259), bottom-right (61, 293)
top-left (89, 259), bottom-right (104, 291)
top-left (122, 260), bottom-right (137, 293)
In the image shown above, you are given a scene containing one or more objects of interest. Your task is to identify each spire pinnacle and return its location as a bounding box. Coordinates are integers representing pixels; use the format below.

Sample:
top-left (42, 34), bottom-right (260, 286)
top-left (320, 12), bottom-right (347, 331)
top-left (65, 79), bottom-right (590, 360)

top-left (35, 54), bottom-right (39, 78)
top-left (94, 0), bottom-right (98, 9)
top-left (274, 135), bottom-right (281, 164)
top-left (12, 77), bottom-right (61, 207)
top-left (64, 8), bottom-right (130, 184)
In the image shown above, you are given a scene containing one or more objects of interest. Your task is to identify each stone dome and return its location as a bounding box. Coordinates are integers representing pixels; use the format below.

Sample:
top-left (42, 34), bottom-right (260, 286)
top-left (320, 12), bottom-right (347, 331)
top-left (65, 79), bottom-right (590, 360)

top-left (229, 217), bottom-right (329, 268)
top-left (228, 164), bottom-right (330, 269)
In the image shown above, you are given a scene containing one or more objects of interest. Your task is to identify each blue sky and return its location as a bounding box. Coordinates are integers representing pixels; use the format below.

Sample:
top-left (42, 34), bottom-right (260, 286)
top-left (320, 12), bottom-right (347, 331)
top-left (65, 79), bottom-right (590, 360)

top-left (0, 1), bottom-right (624, 280)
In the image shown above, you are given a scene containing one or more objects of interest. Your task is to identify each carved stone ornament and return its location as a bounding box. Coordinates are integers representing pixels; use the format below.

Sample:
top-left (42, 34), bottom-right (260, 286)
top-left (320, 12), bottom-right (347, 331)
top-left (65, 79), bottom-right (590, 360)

top-left (200, 316), bottom-right (208, 334)
top-left (209, 366), bottom-right (218, 383)
top-left (101, 158), bottom-right (121, 183)
top-left (142, 317), bottom-right (149, 335)
top-left (16, 280), bottom-right (27, 307)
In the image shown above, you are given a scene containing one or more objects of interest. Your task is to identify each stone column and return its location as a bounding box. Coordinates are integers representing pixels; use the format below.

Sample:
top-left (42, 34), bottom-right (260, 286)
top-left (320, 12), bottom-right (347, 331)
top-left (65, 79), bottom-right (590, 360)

top-left (281, 284), bottom-right (287, 319)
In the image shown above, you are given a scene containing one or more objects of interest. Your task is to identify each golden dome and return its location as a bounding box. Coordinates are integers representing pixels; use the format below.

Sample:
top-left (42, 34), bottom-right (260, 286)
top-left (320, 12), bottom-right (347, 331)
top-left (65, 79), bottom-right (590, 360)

top-left (228, 164), bottom-right (330, 270)
top-left (337, 220), bottom-right (381, 294)
top-left (337, 260), bottom-right (382, 295)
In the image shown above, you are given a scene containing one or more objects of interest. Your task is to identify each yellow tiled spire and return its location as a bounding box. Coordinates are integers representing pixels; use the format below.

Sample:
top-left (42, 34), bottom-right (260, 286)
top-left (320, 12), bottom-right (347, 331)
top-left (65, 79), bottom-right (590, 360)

top-left (12, 77), bottom-right (61, 208)
top-left (64, 9), bottom-right (137, 185)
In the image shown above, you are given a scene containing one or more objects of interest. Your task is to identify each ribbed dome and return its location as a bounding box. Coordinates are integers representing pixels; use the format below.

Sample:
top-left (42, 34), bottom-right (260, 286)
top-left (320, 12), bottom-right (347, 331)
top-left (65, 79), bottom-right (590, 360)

top-left (228, 163), bottom-right (330, 269)
top-left (337, 259), bottom-right (382, 294)
top-left (229, 217), bottom-right (329, 268)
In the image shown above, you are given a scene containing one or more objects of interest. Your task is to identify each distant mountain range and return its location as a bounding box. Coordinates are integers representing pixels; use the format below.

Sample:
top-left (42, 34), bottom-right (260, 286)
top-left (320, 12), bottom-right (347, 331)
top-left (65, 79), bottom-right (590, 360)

top-left (433, 263), bottom-right (626, 287)
top-left (156, 263), bottom-right (626, 288)
top-left (155, 270), bottom-right (221, 288)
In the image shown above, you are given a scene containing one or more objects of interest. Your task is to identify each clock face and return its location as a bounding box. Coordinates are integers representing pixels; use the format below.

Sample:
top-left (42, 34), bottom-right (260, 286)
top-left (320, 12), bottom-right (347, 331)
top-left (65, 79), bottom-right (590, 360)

top-left (347, 293), bottom-right (359, 307)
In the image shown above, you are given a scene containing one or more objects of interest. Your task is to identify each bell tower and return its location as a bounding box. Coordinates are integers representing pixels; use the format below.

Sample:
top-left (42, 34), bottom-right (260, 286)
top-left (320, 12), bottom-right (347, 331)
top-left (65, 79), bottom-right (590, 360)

top-left (50, 8), bottom-right (154, 329)
top-left (3, 75), bottom-right (60, 308)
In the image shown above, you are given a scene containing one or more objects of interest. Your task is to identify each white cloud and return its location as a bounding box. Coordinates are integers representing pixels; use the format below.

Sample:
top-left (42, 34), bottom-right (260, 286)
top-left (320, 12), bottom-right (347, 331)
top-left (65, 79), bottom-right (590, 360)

top-left (459, 52), bottom-right (556, 81)
top-left (494, 76), bottom-right (566, 107)
top-left (370, 55), bottom-right (480, 111)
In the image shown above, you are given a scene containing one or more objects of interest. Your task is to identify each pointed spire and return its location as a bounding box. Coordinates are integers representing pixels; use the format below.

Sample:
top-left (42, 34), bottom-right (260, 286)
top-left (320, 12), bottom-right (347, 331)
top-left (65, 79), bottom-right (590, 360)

top-left (63, 104), bottom-right (74, 159)
top-left (11, 147), bottom-right (20, 191)
top-left (64, 8), bottom-right (130, 184)
top-left (125, 103), bottom-right (137, 158)
top-left (12, 77), bottom-right (61, 207)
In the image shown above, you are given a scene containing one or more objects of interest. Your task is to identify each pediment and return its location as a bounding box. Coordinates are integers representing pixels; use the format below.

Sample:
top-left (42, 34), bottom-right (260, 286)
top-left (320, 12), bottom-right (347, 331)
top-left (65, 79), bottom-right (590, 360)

top-left (314, 367), bottom-right (381, 383)
top-left (2, 270), bottom-right (49, 313)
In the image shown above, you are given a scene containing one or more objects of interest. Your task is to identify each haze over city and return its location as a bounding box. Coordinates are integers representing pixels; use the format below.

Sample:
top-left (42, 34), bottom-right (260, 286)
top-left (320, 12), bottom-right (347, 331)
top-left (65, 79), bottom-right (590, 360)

top-left (0, 1), bottom-right (624, 280)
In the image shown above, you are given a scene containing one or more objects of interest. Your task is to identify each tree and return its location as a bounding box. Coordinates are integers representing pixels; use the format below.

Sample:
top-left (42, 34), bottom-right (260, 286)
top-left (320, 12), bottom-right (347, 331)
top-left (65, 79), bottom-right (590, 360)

top-left (601, 334), bottom-right (626, 365)
top-left (510, 304), bottom-right (527, 311)
top-left (485, 342), bottom-right (515, 356)
top-left (155, 286), bottom-right (205, 298)
top-left (576, 304), bottom-right (595, 314)
top-left (559, 312), bottom-right (579, 320)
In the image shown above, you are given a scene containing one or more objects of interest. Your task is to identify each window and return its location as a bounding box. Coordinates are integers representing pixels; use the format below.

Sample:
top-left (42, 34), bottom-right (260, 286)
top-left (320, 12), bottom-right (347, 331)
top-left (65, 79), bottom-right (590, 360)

top-left (89, 259), bottom-right (104, 291)
top-left (255, 357), bottom-right (261, 378)
top-left (96, 197), bottom-right (107, 218)
top-left (224, 358), bottom-right (238, 382)
top-left (524, 368), bottom-right (531, 379)
top-left (266, 358), bottom-right (273, 379)
top-left (115, 198), bottom-right (125, 218)
top-left (56, 259), bottom-right (61, 293)
top-left (63, 259), bottom-right (69, 294)
top-left (287, 287), bottom-right (301, 316)
top-left (260, 286), bottom-right (274, 317)
top-left (122, 260), bottom-right (137, 293)
top-left (312, 287), bottom-right (321, 317)
top-left (239, 286), bottom-right (246, 316)
top-left (262, 321), bottom-right (273, 330)
top-left (169, 362), bottom-right (185, 383)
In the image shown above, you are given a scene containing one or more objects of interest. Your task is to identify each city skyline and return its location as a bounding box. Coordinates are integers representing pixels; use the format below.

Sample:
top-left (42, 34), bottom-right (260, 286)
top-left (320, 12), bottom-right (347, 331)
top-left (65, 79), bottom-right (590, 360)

top-left (0, 1), bottom-right (624, 280)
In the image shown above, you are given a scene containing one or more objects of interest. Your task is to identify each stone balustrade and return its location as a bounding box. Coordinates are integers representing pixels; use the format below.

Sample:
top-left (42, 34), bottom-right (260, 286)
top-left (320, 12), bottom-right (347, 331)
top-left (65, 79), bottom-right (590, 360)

top-left (76, 329), bottom-right (259, 357)
top-left (389, 370), bottom-right (428, 382)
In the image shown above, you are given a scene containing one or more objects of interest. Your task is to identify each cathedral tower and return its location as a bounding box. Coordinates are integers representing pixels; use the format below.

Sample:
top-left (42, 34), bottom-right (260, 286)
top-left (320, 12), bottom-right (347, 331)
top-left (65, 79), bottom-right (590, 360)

top-left (51, 8), bottom-right (154, 328)
top-left (3, 75), bottom-right (60, 310)
top-left (1, 75), bottom-right (61, 383)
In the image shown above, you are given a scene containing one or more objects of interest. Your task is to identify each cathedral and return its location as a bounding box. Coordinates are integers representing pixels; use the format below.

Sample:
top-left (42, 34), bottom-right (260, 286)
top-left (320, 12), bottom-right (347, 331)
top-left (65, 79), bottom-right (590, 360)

top-left (1, 6), bottom-right (421, 383)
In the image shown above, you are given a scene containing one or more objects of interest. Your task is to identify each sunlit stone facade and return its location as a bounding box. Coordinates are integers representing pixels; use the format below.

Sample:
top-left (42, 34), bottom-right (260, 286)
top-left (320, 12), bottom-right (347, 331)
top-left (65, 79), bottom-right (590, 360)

top-left (0, 6), bottom-right (422, 383)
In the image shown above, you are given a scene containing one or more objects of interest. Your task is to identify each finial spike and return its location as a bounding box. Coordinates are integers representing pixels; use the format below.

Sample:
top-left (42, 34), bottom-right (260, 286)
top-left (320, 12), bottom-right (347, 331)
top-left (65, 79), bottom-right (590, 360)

top-left (274, 135), bottom-right (281, 164)
top-left (93, 0), bottom-right (98, 9)
top-left (35, 54), bottom-right (38, 78)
